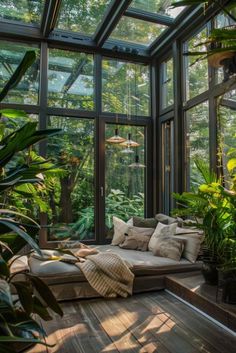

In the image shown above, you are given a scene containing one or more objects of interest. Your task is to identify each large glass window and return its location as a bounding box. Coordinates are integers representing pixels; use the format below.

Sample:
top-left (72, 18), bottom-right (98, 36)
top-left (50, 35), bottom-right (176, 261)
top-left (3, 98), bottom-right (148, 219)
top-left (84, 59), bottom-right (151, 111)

top-left (48, 49), bottom-right (94, 110)
top-left (161, 58), bottom-right (174, 109)
top-left (185, 101), bottom-right (209, 190)
top-left (102, 59), bottom-right (150, 116)
top-left (56, 0), bottom-right (112, 35)
top-left (0, 41), bottom-right (40, 105)
top-left (105, 124), bottom-right (146, 239)
top-left (0, 0), bottom-right (44, 25)
top-left (46, 117), bottom-right (95, 242)
top-left (110, 16), bottom-right (167, 46)
top-left (185, 27), bottom-right (209, 101)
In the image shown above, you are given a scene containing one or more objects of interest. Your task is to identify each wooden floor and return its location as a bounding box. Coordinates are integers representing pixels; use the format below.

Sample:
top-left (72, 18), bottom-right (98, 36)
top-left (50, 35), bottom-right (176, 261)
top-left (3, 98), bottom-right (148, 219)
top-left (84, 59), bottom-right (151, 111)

top-left (165, 271), bottom-right (236, 331)
top-left (27, 291), bottom-right (236, 353)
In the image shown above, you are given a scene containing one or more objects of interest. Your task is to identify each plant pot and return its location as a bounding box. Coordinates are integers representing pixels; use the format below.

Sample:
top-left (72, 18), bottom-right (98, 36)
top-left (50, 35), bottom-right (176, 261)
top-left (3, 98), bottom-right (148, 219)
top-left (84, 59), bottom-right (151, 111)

top-left (218, 269), bottom-right (236, 304)
top-left (208, 51), bottom-right (235, 68)
top-left (202, 261), bottom-right (218, 285)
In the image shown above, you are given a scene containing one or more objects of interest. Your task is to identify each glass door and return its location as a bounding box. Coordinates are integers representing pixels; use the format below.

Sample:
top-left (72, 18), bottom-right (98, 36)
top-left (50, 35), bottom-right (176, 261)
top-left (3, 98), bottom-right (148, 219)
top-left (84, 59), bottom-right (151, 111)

top-left (104, 123), bottom-right (146, 239)
top-left (41, 116), bottom-right (95, 245)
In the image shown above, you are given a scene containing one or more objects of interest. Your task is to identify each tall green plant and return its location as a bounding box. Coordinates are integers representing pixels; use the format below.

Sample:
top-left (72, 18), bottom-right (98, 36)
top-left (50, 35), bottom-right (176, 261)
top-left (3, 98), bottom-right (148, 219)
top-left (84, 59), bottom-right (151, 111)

top-left (173, 159), bottom-right (236, 268)
top-left (0, 51), bottom-right (63, 352)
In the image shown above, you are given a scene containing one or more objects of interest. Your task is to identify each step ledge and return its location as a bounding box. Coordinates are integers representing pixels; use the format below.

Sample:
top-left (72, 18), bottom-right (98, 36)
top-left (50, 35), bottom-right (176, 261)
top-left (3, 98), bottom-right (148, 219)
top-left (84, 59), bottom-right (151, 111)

top-left (165, 289), bottom-right (236, 337)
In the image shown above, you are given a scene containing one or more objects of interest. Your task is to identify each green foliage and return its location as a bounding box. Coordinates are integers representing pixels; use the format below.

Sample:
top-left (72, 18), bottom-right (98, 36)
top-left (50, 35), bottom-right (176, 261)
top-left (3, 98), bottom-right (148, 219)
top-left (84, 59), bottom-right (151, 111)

top-left (0, 51), bottom-right (36, 102)
top-left (60, 189), bottom-right (144, 241)
top-left (173, 159), bottom-right (236, 269)
top-left (0, 51), bottom-right (63, 352)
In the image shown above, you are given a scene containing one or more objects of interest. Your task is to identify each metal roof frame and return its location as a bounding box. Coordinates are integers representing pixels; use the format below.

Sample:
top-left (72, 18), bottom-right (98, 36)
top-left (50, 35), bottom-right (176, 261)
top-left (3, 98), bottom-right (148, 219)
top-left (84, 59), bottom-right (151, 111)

top-left (0, 0), bottom-right (231, 60)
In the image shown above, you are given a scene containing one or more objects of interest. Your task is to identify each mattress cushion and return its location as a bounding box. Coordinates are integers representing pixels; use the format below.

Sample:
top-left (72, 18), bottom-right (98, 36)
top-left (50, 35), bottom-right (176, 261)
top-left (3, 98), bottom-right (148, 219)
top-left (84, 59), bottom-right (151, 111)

top-left (27, 244), bottom-right (202, 285)
top-left (94, 245), bottom-right (202, 276)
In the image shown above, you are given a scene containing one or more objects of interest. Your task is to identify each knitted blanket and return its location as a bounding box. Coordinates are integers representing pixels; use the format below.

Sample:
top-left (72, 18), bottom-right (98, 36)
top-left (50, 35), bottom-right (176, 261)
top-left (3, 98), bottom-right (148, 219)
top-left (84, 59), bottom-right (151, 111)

top-left (77, 252), bottom-right (134, 298)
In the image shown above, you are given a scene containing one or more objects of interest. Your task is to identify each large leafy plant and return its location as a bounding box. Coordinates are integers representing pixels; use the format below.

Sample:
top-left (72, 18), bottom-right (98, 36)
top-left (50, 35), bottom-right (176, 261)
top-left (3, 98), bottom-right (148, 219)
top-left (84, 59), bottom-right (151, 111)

top-left (0, 51), bottom-right (63, 352)
top-left (173, 159), bottom-right (236, 269)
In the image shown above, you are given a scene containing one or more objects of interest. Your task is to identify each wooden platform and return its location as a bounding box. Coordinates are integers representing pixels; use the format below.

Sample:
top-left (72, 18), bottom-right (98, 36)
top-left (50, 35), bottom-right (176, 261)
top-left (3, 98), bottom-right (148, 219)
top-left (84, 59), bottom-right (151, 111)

top-left (27, 291), bottom-right (236, 353)
top-left (165, 271), bottom-right (236, 332)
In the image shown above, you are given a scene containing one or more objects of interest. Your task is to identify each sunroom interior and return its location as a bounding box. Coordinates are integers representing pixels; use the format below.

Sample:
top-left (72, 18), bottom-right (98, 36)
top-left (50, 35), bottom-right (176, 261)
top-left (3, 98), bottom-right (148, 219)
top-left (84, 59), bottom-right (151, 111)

top-left (1, 1), bottom-right (236, 352)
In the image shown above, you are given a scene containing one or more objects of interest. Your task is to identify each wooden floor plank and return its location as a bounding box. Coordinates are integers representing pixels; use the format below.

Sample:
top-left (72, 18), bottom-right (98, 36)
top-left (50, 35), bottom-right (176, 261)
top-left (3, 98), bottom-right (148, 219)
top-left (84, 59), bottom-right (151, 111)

top-left (26, 291), bottom-right (236, 353)
top-left (106, 297), bottom-right (172, 353)
top-left (138, 293), bottom-right (221, 353)
top-left (150, 292), bottom-right (236, 353)
top-left (83, 299), bottom-right (143, 353)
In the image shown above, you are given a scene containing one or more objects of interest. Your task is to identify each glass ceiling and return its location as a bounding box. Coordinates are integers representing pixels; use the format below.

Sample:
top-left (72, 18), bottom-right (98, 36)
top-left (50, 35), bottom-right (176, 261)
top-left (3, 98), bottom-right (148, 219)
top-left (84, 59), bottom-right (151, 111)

top-left (0, 0), bottom-right (188, 52)
top-left (110, 17), bottom-right (167, 46)
top-left (56, 0), bottom-right (113, 36)
top-left (0, 0), bottom-right (45, 25)
top-left (129, 0), bottom-right (185, 19)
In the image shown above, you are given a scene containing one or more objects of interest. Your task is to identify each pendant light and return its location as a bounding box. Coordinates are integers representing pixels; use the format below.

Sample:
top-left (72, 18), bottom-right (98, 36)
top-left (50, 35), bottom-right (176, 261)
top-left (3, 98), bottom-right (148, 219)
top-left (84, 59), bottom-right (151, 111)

top-left (129, 154), bottom-right (146, 168)
top-left (120, 63), bottom-right (140, 148)
top-left (119, 132), bottom-right (140, 147)
top-left (121, 145), bottom-right (135, 154)
top-left (106, 114), bottom-right (126, 144)
top-left (129, 65), bottom-right (146, 168)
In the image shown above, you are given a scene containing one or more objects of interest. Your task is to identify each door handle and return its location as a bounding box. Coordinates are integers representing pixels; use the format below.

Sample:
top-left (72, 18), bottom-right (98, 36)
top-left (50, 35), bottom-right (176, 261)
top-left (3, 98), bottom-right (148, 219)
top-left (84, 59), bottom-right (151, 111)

top-left (100, 186), bottom-right (104, 197)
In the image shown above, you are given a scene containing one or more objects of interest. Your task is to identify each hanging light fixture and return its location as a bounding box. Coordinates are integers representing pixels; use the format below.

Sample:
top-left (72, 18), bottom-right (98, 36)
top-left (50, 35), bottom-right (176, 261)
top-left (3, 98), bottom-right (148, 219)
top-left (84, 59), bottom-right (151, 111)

top-left (120, 63), bottom-right (140, 148)
top-left (121, 145), bottom-right (135, 154)
top-left (129, 65), bottom-right (146, 168)
top-left (106, 114), bottom-right (126, 144)
top-left (129, 154), bottom-right (146, 168)
top-left (119, 132), bottom-right (140, 147)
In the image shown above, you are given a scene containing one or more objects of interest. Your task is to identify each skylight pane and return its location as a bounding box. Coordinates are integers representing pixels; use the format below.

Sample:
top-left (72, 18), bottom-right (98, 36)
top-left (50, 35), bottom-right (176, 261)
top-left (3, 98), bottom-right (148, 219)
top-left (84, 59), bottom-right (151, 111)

top-left (130, 0), bottom-right (185, 19)
top-left (0, 0), bottom-right (44, 25)
top-left (48, 49), bottom-right (94, 110)
top-left (56, 0), bottom-right (112, 35)
top-left (110, 17), bottom-right (166, 46)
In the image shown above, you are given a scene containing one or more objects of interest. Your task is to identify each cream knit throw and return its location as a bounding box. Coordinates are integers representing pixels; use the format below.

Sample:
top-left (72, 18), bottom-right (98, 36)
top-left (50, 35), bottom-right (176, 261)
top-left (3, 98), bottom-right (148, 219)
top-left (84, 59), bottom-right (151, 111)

top-left (78, 252), bottom-right (134, 298)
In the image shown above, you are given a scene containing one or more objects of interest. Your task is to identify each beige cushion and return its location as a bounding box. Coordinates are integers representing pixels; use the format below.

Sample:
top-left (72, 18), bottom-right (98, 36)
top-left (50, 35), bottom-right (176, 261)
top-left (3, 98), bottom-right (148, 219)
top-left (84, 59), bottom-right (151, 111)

top-left (152, 237), bottom-right (185, 261)
top-left (127, 218), bottom-right (134, 226)
top-left (119, 226), bottom-right (154, 251)
top-left (111, 216), bottom-right (130, 245)
top-left (133, 216), bottom-right (158, 228)
top-left (155, 213), bottom-right (177, 225)
top-left (148, 222), bottom-right (177, 251)
top-left (174, 227), bottom-right (204, 263)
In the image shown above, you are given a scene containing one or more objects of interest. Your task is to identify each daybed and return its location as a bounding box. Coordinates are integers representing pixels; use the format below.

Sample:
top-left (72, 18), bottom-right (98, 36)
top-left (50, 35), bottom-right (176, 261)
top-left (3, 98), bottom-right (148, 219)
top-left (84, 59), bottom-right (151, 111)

top-left (27, 245), bottom-right (202, 301)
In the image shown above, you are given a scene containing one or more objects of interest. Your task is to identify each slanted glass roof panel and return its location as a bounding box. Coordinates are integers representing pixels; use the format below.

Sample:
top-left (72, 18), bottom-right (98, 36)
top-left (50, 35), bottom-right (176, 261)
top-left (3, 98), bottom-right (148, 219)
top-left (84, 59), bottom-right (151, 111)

top-left (56, 0), bottom-right (113, 35)
top-left (0, 0), bottom-right (44, 25)
top-left (110, 17), bottom-right (167, 46)
top-left (48, 49), bottom-right (94, 110)
top-left (130, 0), bottom-right (185, 19)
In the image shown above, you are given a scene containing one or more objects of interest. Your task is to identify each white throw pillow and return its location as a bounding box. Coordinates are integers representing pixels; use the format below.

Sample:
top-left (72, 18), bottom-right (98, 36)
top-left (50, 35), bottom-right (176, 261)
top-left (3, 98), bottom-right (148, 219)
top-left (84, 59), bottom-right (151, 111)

top-left (174, 226), bottom-right (204, 263)
top-left (126, 218), bottom-right (133, 226)
top-left (111, 216), bottom-right (130, 246)
top-left (148, 222), bottom-right (177, 251)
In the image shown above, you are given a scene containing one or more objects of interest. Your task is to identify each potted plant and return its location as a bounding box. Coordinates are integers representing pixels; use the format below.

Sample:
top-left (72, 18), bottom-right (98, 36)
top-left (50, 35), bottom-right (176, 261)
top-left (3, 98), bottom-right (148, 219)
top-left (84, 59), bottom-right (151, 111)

top-left (173, 159), bottom-right (236, 287)
top-left (172, 0), bottom-right (236, 80)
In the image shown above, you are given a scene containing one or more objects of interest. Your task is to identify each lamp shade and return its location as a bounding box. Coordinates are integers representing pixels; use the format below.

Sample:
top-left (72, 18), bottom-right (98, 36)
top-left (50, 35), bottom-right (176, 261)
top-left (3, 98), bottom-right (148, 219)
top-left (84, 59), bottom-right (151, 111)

top-left (106, 128), bottom-right (126, 144)
top-left (129, 155), bottom-right (146, 168)
top-left (119, 133), bottom-right (140, 147)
